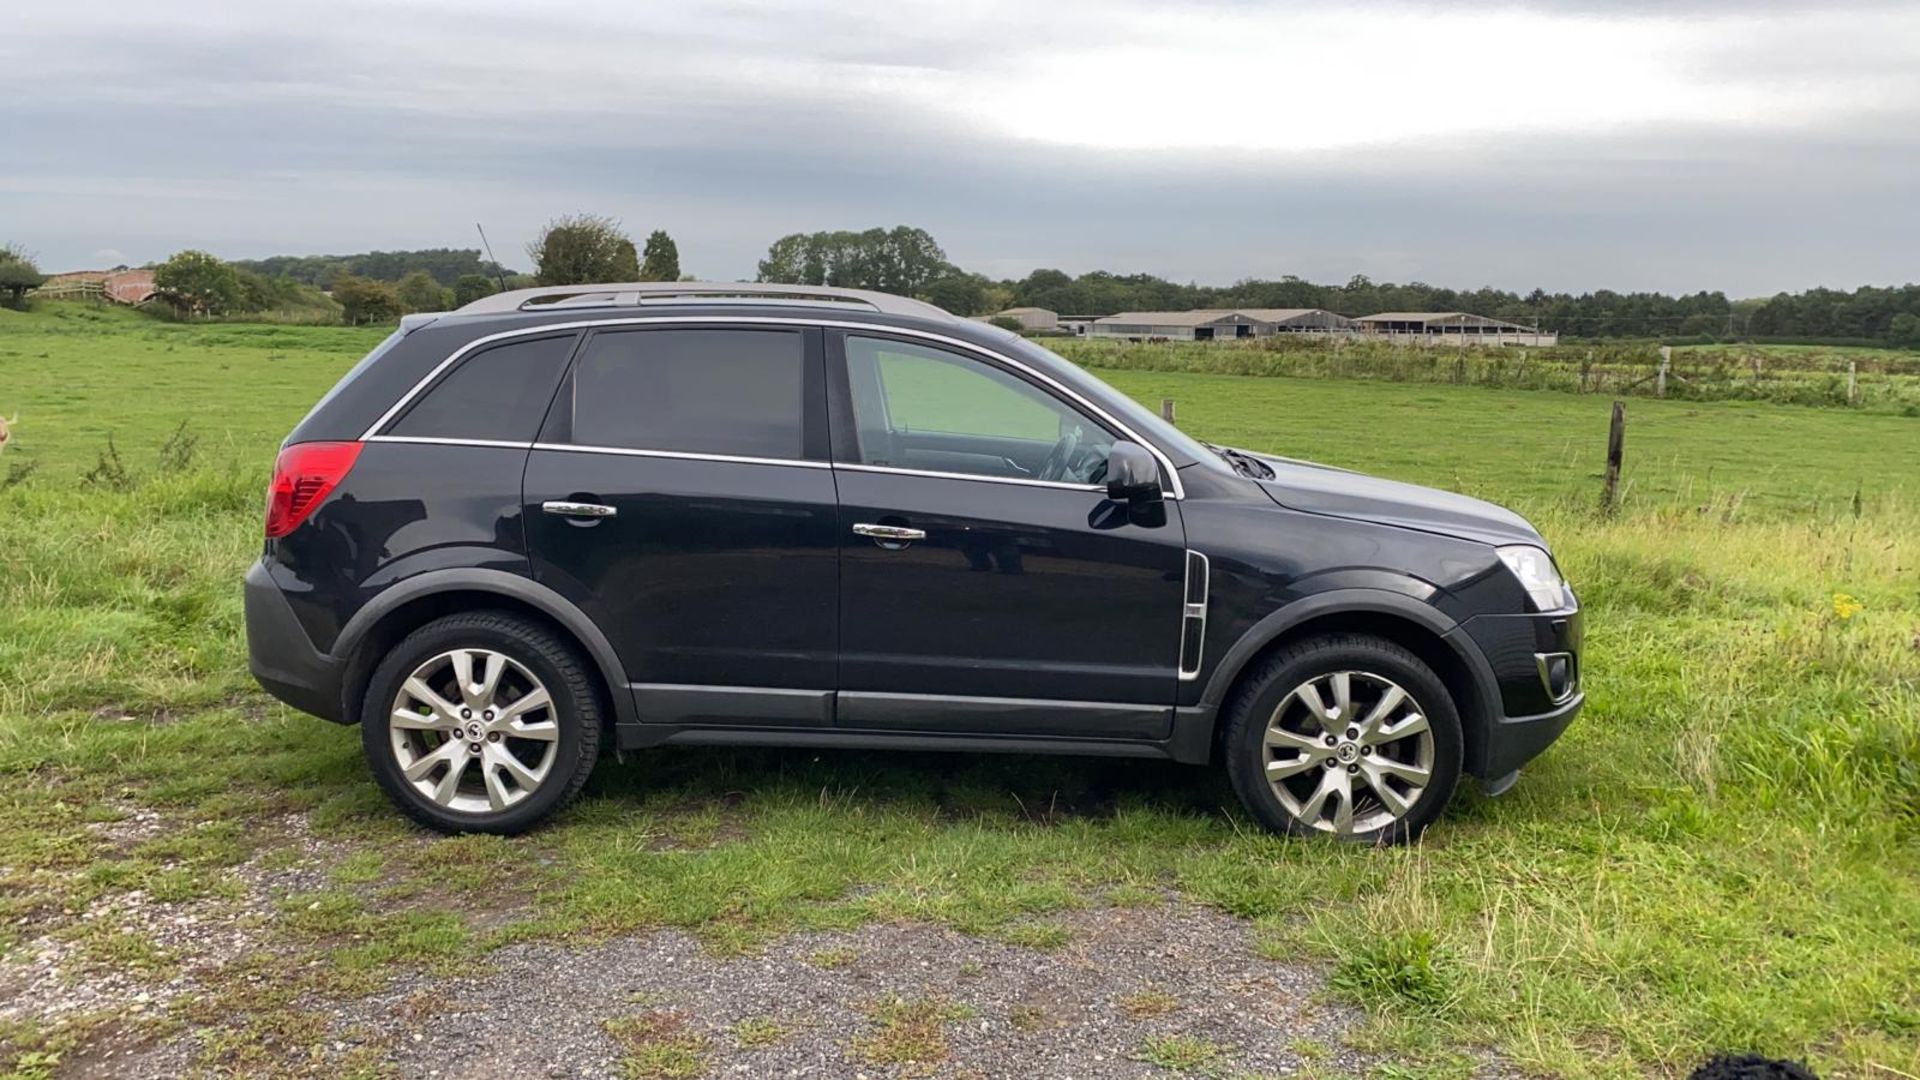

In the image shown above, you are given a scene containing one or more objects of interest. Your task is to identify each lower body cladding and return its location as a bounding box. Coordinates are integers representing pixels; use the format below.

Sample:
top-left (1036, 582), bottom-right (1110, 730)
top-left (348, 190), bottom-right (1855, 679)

top-left (617, 674), bottom-right (1582, 782)
top-left (623, 684), bottom-right (1175, 755)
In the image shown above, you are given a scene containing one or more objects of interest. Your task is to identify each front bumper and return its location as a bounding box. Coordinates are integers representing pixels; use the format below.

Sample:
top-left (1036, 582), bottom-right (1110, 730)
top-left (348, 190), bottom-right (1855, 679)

top-left (244, 559), bottom-right (348, 723)
top-left (1455, 603), bottom-right (1584, 778)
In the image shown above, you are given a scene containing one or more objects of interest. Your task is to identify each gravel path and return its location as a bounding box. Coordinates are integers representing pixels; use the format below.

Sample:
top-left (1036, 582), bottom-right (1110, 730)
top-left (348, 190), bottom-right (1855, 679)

top-left (75, 902), bottom-right (1368, 1078)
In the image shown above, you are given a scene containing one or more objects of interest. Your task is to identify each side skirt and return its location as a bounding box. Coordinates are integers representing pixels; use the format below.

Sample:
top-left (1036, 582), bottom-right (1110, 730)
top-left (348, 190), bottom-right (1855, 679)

top-left (615, 724), bottom-right (1181, 760)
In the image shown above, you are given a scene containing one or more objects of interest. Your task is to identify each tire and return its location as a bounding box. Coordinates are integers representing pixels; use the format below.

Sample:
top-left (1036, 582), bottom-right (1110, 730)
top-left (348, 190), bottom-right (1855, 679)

top-left (361, 611), bottom-right (602, 835)
top-left (1222, 634), bottom-right (1462, 845)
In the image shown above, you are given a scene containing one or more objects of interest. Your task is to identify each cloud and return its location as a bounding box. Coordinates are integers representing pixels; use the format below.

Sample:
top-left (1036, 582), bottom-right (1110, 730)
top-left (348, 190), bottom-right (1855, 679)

top-left (2, 0), bottom-right (1915, 294)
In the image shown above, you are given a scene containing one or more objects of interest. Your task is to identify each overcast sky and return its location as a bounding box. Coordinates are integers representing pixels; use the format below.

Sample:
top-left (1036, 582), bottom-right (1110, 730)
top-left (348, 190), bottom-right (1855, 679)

top-left (4, 0), bottom-right (1917, 296)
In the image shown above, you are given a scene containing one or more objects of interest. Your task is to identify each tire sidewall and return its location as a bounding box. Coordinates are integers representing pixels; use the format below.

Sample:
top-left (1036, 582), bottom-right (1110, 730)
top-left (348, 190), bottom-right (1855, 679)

top-left (361, 618), bottom-right (591, 834)
top-left (1227, 639), bottom-right (1463, 845)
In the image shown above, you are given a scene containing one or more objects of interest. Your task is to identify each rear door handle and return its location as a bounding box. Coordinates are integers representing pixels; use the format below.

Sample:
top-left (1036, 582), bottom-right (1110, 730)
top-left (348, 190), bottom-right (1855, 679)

top-left (543, 500), bottom-right (617, 519)
top-left (853, 523), bottom-right (926, 541)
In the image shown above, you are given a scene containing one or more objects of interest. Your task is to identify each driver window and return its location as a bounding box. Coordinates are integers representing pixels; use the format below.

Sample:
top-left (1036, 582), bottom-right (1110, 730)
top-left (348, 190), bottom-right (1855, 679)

top-left (844, 336), bottom-right (1114, 484)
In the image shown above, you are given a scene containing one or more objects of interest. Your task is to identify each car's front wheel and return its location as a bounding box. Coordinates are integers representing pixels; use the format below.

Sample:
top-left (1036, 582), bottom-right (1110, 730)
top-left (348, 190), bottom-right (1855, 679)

top-left (1223, 634), bottom-right (1462, 844)
top-left (361, 611), bottom-right (601, 834)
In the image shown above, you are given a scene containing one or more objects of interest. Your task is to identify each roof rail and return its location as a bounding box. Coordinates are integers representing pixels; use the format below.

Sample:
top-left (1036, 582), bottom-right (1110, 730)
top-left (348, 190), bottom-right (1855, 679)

top-left (455, 281), bottom-right (954, 321)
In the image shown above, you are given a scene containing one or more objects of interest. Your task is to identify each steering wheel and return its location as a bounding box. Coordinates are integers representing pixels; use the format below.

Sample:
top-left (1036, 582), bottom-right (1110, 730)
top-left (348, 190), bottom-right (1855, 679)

top-left (1036, 426), bottom-right (1083, 483)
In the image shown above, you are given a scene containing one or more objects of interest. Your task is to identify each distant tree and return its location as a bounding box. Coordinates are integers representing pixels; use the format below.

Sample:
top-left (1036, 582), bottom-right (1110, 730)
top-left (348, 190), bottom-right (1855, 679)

top-left (640, 230), bottom-right (681, 282)
top-left (332, 275), bottom-right (404, 325)
top-left (923, 273), bottom-right (990, 316)
top-left (528, 214), bottom-right (640, 286)
top-left (0, 244), bottom-right (45, 308)
top-left (988, 315), bottom-right (1025, 333)
top-left (754, 226), bottom-right (953, 296)
top-left (154, 250), bottom-right (244, 316)
top-left (453, 274), bottom-right (498, 307)
top-left (1890, 313), bottom-right (1920, 349)
top-left (232, 249), bottom-right (509, 288)
top-left (756, 233), bottom-right (812, 284)
top-left (396, 270), bottom-right (454, 312)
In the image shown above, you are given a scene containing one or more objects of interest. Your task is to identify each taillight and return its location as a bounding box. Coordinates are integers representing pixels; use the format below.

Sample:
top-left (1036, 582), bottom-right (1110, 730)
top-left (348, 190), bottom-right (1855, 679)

top-left (265, 441), bottom-right (363, 538)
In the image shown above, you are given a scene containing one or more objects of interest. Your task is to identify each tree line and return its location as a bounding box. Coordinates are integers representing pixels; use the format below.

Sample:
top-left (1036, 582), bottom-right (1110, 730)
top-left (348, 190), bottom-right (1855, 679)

top-left (746, 229), bottom-right (1920, 346)
top-left (11, 220), bottom-right (1920, 346)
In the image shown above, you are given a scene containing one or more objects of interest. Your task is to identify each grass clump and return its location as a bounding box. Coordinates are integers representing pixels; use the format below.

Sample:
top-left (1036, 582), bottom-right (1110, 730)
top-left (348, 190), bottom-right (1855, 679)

top-left (1133, 1033), bottom-right (1228, 1073)
top-left (851, 996), bottom-right (976, 1076)
top-left (1120, 988), bottom-right (1182, 1019)
top-left (730, 1016), bottom-right (784, 1048)
top-left (604, 1010), bottom-right (710, 1080)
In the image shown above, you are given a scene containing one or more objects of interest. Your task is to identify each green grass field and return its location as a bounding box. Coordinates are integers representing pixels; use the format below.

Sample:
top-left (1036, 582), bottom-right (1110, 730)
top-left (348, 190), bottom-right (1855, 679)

top-left (2, 302), bottom-right (1918, 1078)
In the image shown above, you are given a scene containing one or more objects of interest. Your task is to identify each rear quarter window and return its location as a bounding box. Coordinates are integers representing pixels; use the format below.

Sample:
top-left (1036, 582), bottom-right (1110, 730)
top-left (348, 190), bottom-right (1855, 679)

top-left (389, 334), bottom-right (579, 442)
top-left (561, 328), bottom-right (807, 460)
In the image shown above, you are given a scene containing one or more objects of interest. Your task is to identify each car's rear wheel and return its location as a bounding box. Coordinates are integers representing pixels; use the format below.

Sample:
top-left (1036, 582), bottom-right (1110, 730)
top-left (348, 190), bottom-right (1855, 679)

top-left (1223, 634), bottom-right (1462, 844)
top-left (362, 611), bottom-right (601, 834)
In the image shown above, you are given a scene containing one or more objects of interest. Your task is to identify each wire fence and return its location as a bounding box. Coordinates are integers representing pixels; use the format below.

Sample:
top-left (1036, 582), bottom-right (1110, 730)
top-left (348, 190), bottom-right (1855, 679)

top-left (1050, 338), bottom-right (1920, 414)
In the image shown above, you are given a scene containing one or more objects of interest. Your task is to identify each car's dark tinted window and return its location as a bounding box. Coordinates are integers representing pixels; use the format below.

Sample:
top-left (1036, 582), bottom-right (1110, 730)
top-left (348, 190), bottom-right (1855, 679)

top-left (567, 329), bottom-right (805, 459)
top-left (389, 334), bottom-right (577, 441)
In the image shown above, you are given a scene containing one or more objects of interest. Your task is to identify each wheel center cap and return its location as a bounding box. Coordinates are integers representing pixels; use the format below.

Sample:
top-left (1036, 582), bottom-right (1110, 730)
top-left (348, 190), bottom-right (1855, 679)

top-left (1336, 743), bottom-right (1360, 764)
top-left (466, 722), bottom-right (483, 739)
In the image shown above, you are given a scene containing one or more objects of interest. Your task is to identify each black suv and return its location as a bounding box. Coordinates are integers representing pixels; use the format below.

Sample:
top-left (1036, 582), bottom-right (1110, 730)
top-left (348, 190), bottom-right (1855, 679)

top-left (245, 283), bottom-right (1582, 843)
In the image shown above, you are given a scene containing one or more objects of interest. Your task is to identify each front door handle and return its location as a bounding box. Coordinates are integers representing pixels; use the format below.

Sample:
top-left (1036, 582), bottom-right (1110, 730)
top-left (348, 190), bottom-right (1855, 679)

top-left (543, 500), bottom-right (617, 520)
top-left (853, 522), bottom-right (926, 542)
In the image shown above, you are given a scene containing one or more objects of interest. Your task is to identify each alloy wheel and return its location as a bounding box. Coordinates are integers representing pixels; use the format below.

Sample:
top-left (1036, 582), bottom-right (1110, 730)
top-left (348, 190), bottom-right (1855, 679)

top-left (1261, 670), bottom-right (1435, 836)
top-left (388, 648), bottom-right (559, 814)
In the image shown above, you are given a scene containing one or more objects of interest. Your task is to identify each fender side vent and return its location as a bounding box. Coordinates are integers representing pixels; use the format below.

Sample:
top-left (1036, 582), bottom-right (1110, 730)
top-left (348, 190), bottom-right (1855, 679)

top-left (1178, 551), bottom-right (1210, 681)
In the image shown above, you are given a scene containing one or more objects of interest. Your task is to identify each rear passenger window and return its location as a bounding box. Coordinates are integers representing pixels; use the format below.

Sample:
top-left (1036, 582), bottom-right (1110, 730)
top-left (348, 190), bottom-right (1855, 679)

top-left (390, 334), bottom-right (577, 442)
top-left (565, 329), bottom-right (805, 460)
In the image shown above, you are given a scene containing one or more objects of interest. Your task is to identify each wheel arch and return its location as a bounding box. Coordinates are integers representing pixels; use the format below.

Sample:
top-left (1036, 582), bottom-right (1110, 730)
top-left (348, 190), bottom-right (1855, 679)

top-left (331, 569), bottom-right (635, 730)
top-left (1189, 589), bottom-right (1501, 773)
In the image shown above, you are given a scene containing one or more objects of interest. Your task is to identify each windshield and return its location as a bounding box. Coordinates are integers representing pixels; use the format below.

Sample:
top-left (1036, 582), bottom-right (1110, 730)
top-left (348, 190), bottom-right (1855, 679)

top-left (1011, 338), bottom-right (1234, 476)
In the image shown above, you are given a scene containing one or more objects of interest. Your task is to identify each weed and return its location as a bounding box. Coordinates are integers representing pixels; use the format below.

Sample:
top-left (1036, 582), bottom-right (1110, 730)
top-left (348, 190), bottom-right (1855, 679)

top-left (156, 420), bottom-right (197, 473)
top-left (852, 996), bottom-right (975, 1076)
top-left (1120, 988), bottom-right (1182, 1019)
top-left (81, 435), bottom-right (132, 490)
top-left (807, 945), bottom-right (857, 969)
top-left (731, 1016), bottom-right (784, 1047)
top-left (1134, 1033), bottom-right (1228, 1073)
top-left (1330, 931), bottom-right (1453, 1011)
top-left (604, 1010), bottom-right (710, 1080)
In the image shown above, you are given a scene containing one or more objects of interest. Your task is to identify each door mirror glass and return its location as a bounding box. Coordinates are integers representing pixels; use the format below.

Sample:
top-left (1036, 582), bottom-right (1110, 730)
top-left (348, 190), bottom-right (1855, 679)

top-left (1105, 442), bottom-right (1162, 502)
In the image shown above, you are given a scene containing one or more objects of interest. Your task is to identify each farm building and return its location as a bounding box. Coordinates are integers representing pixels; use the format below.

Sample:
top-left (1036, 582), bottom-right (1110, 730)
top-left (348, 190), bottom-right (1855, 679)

top-left (1354, 312), bottom-right (1557, 346)
top-left (1057, 316), bottom-right (1098, 336)
top-left (991, 307), bottom-right (1059, 332)
top-left (1233, 308), bottom-right (1355, 333)
top-left (33, 269), bottom-right (157, 305)
top-left (1089, 310), bottom-right (1270, 341)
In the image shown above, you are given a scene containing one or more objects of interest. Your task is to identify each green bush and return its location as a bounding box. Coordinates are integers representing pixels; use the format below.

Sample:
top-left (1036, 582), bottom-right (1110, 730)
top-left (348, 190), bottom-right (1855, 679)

top-left (331, 276), bottom-right (403, 326)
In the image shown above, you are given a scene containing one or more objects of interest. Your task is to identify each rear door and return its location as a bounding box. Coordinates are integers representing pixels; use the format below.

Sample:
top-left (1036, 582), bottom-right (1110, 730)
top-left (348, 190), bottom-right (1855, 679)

top-left (522, 324), bottom-right (839, 727)
top-left (827, 331), bottom-right (1190, 739)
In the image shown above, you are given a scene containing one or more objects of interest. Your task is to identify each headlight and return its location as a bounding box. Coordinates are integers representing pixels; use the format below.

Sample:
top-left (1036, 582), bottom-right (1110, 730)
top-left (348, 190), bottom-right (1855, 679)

top-left (1496, 545), bottom-right (1569, 611)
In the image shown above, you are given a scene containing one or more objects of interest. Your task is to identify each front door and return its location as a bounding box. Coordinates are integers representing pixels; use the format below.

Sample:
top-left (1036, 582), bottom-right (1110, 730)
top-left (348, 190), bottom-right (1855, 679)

top-left (523, 324), bottom-right (839, 727)
top-left (827, 332), bottom-right (1189, 740)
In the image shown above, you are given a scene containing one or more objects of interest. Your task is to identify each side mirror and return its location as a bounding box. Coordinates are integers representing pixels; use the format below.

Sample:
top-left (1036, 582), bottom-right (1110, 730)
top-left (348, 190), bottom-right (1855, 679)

top-left (1105, 442), bottom-right (1163, 503)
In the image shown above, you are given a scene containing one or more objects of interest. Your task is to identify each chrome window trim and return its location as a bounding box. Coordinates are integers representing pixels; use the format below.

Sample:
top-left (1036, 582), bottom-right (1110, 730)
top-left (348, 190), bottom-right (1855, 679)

top-left (358, 316), bottom-right (1186, 499)
top-left (1178, 550), bottom-right (1210, 682)
top-left (529, 442), bottom-right (831, 470)
top-left (361, 436), bottom-right (1115, 494)
top-left (836, 462), bottom-right (1104, 493)
top-left (364, 435), bottom-right (533, 450)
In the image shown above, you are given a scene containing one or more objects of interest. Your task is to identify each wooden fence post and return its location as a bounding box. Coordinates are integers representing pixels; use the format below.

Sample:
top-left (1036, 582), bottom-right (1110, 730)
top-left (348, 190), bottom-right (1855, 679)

top-left (1656, 346), bottom-right (1671, 399)
top-left (1160, 398), bottom-right (1176, 424)
top-left (1847, 360), bottom-right (1858, 406)
top-left (1601, 400), bottom-right (1626, 513)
